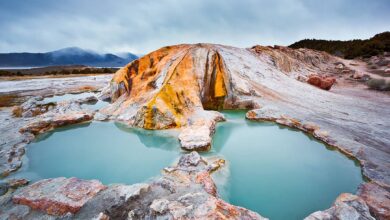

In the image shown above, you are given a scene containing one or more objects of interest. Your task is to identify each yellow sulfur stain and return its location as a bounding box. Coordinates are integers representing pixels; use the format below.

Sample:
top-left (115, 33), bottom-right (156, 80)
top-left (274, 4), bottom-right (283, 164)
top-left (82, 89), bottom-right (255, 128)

top-left (213, 53), bottom-right (227, 98)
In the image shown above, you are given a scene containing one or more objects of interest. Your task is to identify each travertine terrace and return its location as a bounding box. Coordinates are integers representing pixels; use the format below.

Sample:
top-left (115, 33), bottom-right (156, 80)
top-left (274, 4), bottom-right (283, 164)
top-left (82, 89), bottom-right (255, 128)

top-left (1, 43), bottom-right (389, 219)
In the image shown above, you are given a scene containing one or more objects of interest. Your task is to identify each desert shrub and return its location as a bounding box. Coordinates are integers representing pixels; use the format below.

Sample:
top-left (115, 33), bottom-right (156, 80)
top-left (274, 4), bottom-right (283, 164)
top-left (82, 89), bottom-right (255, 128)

top-left (367, 78), bottom-right (390, 91)
top-left (290, 32), bottom-right (390, 59)
top-left (60, 70), bottom-right (70, 75)
top-left (72, 69), bottom-right (80, 74)
top-left (0, 70), bottom-right (14, 76)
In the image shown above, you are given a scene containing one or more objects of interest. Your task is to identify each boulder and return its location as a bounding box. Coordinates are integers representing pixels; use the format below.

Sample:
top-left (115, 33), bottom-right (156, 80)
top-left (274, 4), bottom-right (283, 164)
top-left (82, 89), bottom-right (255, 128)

top-left (307, 75), bottom-right (336, 90)
top-left (12, 177), bottom-right (106, 216)
top-left (336, 63), bottom-right (344, 69)
top-left (179, 125), bottom-right (213, 151)
top-left (178, 111), bottom-right (224, 151)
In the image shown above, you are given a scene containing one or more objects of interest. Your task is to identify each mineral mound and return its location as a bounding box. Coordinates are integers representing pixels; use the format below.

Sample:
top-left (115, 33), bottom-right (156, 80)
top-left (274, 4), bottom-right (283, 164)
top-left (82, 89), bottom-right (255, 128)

top-left (101, 44), bottom-right (340, 129)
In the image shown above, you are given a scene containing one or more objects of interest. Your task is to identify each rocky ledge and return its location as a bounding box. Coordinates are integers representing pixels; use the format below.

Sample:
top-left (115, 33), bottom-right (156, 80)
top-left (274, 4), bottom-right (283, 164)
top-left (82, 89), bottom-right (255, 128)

top-left (178, 111), bottom-right (225, 151)
top-left (305, 193), bottom-right (375, 220)
top-left (0, 152), bottom-right (267, 219)
top-left (19, 99), bottom-right (95, 135)
top-left (12, 177), bottom-right (107, 215)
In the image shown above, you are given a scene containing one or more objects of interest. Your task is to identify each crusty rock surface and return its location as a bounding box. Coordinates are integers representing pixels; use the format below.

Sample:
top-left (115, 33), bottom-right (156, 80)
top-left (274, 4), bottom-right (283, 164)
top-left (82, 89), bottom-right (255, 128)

top-left (179, 111), bottom-right (225, 151)
top-left (19, 101), bottom-right (94, 135)
top-left (0, 107), bottom-right (32, 177)
top-left (305, 193), bottom-right (375, 220)
top-left (12, 177), bottom-right (106, 216)
top-left (357, 182), bottom-right (390, 220)
top-left (12, 96), bottom-right (55, 117)
top-left (0, 75), bottom-right (111, 107)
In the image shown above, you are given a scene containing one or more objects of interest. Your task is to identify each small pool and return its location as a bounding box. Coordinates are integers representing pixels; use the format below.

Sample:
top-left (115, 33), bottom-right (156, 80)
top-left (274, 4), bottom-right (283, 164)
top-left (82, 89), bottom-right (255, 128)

top-left (43, 92), bottom-right (109, 111)
top-left (43, 92), bottom-right (97, 103)
top-left (205, 111), bottom-right (363, 220)
top-left (16, 122), bottom-right (180, 185)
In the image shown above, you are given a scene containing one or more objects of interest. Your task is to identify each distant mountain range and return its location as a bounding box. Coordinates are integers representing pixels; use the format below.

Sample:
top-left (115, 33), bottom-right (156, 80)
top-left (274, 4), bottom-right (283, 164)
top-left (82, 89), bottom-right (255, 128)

top-left (289, 32), bottom-right (390, 59)
top-left (0, 47), bottom-right (138, 67)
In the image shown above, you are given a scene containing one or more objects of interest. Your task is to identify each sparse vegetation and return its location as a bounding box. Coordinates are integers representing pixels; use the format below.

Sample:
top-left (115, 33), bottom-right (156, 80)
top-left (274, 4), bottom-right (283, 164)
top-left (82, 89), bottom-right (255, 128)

top-left (289, 32), bottom-right (390, 59)
top-left (367, 78), bottom-right (390, 91)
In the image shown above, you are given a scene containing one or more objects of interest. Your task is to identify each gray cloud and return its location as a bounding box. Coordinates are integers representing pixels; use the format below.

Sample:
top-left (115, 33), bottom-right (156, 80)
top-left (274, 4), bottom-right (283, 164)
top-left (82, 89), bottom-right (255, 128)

top-left (0, 0), bottom-right (389, 54)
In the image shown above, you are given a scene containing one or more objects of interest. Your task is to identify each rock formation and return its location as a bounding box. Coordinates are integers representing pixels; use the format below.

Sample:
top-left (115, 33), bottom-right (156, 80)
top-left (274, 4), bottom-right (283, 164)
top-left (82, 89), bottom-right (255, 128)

top-left (1, 43), bottom-right (389, 219)
top-left (103, 44), bottom-right (341, 130)
top-left (20, 99), bottom-right (95, 135)
top-left (12, 177), bottom-right (106, 215)
top-left (357, 182), bottom-right (390, 220)
top-left (100, 44), bottom-right (344, 150)
top-left (307, 74), bottom-right (336, 90)
top-left (101, 43), bottom-right (389, 186)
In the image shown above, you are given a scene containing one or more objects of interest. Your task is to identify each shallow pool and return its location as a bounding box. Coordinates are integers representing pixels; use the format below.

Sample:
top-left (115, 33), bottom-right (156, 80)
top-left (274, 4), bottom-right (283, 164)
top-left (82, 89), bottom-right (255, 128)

top-left (205, 111), bottom-right (363, 220)
top-left (43, 92), bottom-right (97, 103)
top-left (43, 92), bottom-right (109, 111)
top-left (16, 122), bottom-right (180, 184)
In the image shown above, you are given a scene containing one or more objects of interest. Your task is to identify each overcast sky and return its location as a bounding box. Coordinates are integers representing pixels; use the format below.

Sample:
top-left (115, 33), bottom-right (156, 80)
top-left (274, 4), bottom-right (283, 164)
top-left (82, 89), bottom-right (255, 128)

top-left (0, 0), bottom-right (389, 54)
